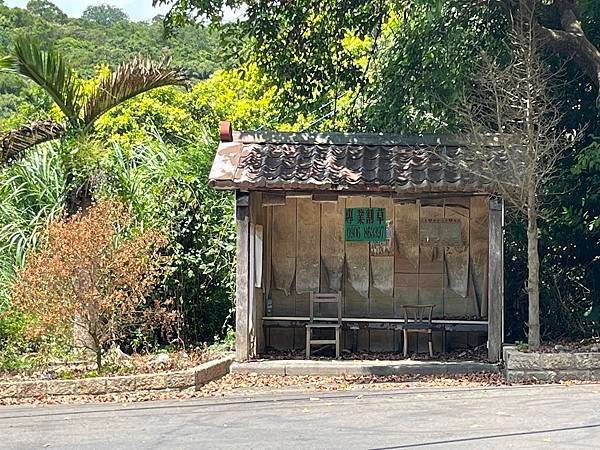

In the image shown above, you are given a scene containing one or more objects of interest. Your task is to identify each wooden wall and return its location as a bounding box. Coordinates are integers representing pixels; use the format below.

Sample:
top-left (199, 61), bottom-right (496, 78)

top-left (258, 194), bottom-right (490, 353)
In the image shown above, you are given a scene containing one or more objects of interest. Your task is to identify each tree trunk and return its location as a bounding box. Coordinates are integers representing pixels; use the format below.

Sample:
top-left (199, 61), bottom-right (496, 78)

top-left (527, 191), bottom-right (541, 349)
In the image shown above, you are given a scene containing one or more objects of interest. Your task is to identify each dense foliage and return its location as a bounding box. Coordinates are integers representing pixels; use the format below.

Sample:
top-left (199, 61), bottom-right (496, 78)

top-left (98, 137), bottom-right (236, 344)
top-left (159, 0), bottom-right (600, 341)
top-left (0, 0), bottom-right (598, 369)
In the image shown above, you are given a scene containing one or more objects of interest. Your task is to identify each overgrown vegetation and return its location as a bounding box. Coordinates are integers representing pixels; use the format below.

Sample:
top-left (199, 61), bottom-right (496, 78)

top-left (0, 0), bottom-right (598, 371)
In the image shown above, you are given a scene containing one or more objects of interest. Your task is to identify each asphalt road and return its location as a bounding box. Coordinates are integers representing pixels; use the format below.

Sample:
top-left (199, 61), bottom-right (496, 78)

top-left (1, 384), bottom-right (600, 449)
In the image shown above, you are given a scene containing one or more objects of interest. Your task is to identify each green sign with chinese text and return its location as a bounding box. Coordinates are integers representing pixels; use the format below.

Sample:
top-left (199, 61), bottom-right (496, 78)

top-left (344, 207), bottom-right (387, 242)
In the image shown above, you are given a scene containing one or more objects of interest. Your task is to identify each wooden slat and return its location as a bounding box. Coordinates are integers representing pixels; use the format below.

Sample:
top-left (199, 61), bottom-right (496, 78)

top-left (320, 198), bottom-right (345, 317)
top-left (394, 201), bottom-right (419, 273)
top-left (249, 192), bottom-right (264, 357)
top-left (271, 199), bottom-right (296, 316)
top-left (419, 201), bottom-right (444, 317)
top-left (369, 329), bottom-right (395, 352)
top-left (296, 198), bottom-right (321, 294)
top-left (262, 192), bottom-right (286, 206)
top-left (267, 327), bottom-right (294, 350)
top-left (344, 197), bottom-right (370, 316)
top-left (470, 196), bottom-right (489, 318)
top-left (488, 197), bottom-right (504, 362)
top-left (394, 273), bottom-right (418, 317)
top-left (419, 201), bottom-right (444, 274)
top-left (369, 197), bottom-right (394, 318)
top-left (320, 199), bottom-right (345, 292)
top-left (370, 256), bottom-right (395, 317)
top-left (235, 193), bottom-right (250, 361)
top-left (443, 197), bottom-right (471, 318)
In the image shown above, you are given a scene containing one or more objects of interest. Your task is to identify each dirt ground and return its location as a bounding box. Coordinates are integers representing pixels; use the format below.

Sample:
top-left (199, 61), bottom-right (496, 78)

top-left (0, 347), bottom-right (216, 382)
top-left (3, 370), bottom-right (599, 407)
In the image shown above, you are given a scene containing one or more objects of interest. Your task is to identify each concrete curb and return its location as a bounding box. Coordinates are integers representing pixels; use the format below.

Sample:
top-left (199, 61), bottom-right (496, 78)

top-left (230, 359), bottom-right (500, 376)
top-left (0, 354), bottom-right (235, 399)
top-left (503, 346), bottom-right (600, 382)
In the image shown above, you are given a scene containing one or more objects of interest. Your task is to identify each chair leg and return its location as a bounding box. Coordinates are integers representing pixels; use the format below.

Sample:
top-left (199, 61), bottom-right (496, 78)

top-left (306, 328), bottom-right (311, 359)
top-left (335, 327), bottom-right (340, 359)
top-left (428, 331), bottom-right (433, 357)
top-left (403, 329), bottom-right (408, 357)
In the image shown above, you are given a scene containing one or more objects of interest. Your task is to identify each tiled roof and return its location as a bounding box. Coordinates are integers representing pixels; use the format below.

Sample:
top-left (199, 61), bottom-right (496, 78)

top-left (209, 130), bottom-right (495, 193)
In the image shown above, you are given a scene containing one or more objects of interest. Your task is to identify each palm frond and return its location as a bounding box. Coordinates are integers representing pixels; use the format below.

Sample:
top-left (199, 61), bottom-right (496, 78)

top-left (83, 57), bottom-right (190, 128)
top-left (0, 120), bottom-right (65, 165)
top-left (5, 36), bottom-right (84, 127)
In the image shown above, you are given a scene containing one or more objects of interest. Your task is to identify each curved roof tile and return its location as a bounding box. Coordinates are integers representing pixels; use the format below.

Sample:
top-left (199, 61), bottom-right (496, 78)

top-left (209, 130), bottom-right (495, 193)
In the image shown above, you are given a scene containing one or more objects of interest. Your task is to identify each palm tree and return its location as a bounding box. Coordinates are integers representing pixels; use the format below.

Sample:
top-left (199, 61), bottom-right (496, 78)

top-left (0, 36), bottom-right (190, 164)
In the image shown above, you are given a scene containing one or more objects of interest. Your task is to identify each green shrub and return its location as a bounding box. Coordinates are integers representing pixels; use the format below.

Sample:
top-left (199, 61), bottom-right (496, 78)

top-left (98, 131), bottom-right (235, 345)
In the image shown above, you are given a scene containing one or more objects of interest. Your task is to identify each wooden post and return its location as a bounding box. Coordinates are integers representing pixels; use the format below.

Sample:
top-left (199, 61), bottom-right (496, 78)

top-left (235, 191), bottom-right (250, 361)
top-left (487, 196), bottom-right (504, 362)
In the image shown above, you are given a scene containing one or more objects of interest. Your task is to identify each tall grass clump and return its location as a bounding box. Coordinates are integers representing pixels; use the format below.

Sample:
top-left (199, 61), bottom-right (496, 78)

top-left (0, 144), bottom-right (67, 307)
top-left (98, 130), bottom-right (235, 345)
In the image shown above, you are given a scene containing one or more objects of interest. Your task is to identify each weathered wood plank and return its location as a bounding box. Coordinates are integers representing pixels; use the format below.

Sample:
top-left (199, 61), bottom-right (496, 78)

top-left (419, 201), bottom-right (444, 274)
top-left (344, 197), bottom-right (370, 316)
top-left (296, 198), bottom-right (321, 294)
top-left (235, 192), bottom-right (250, 361)
top-left (271, 199), bottom-right (297, 315)
top-left (369, 329), bottom-right (395, 352)
top-left (320, 198), bottom-right (345, 317)
top-left (320, 199), bottom-right (345, 293)
top-left (443, 197), bottom-right (471, 318)
top-left (470, 196), bottom-right (489, 318)
top-left (394, 201), bottom-right (419, 273)
top-left (394, 273), bottom-right (418, 317)
top-left (370, 256), bottom-right (394, 317)
top-left (369, 197), bottom-right (394, 317)
top-left (267, 327), bottom-right (294, 350)
top-left (488, 197), bottom-right (504, 362)
top-left (419, 273), bottom-right (444, 317)
top-left (444, 198), bottom-right (470, 297)
top-left (419, 201), bottom-right (444, 317)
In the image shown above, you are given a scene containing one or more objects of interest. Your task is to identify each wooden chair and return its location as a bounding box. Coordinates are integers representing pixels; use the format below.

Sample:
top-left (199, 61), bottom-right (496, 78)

top-left (400, 304), bottom-right (435, 357)
top-left (306, 292), bottom-right (342, 359)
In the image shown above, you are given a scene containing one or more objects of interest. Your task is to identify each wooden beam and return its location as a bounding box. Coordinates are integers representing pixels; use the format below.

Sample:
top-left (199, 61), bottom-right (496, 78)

top-left (487, 196), bottom-right (504, 362)
top-left (262, 192), bottom-right (286, 206)
top-left (235, 191), bottom-right (250, 361)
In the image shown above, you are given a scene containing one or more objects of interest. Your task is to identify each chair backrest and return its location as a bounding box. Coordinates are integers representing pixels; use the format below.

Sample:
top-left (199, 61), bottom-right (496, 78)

top-left (309, 292), bottom-right (342, 324)
top-left (401, 304), bottom-right (434, 325)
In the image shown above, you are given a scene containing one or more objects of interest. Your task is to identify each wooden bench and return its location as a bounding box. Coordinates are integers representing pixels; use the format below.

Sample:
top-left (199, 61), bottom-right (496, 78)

top-left (264, 316), bottom-right (488, 354)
